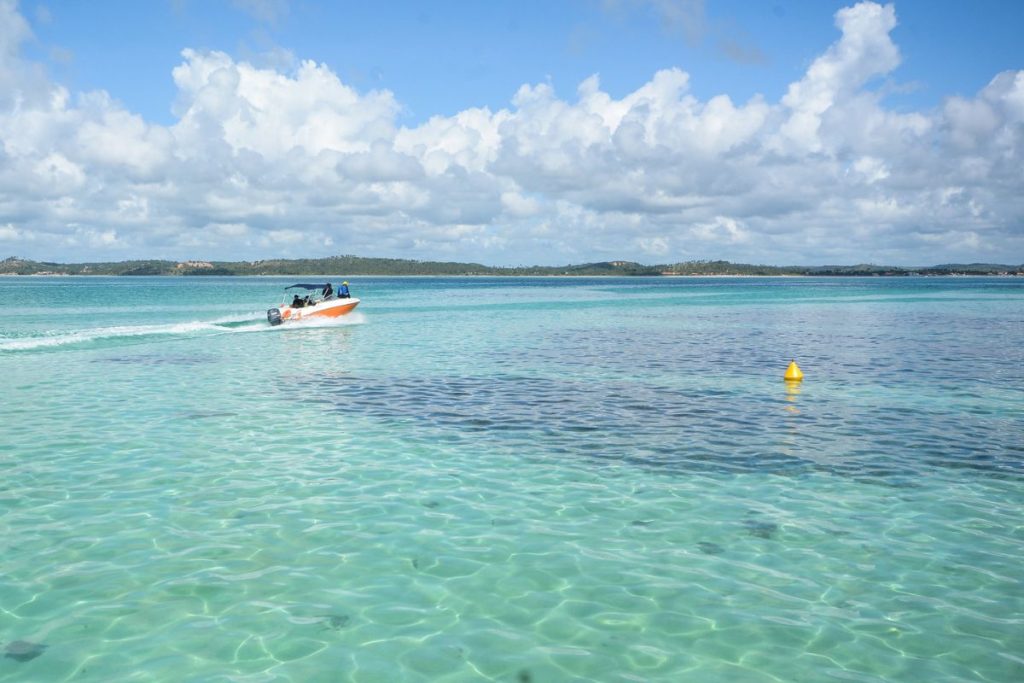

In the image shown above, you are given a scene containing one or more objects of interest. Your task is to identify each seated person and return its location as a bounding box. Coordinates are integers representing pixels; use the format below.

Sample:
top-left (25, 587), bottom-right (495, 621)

top-left (291, 294), bottom-right (303, 308)
top-left (338, 281), bottom-right (350, 299)
top-left (323, 282), bottom-right (333, 299)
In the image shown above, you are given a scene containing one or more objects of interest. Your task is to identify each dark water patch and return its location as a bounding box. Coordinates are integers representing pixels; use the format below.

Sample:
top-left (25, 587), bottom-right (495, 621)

top-left (286, 373), bottom-right (812, 475)
top-left (744, 519), bottom-right (780, 539)
top-left (4, 640), bottom-right (47, 662)
top-left (318, 614), bottom-right (350, 631)
top-left (411, 556), bottom-right (438, 571)
top-left (282, 372), bottom-right (1023, 479)
top-left (697, 541), bottom-right (725, 555)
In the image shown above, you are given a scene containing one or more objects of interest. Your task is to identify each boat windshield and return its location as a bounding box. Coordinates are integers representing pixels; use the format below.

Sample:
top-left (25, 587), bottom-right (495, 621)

top-left (284, 284), bottom-right (329, 307)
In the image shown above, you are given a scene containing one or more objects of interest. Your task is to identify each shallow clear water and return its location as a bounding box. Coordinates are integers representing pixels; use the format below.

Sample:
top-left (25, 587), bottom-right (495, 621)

top-left (1, 276), bottom-right (1022, 682)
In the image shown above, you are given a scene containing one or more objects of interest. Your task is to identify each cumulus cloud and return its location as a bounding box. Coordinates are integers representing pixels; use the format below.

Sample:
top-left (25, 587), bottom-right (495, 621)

top-left (0, 222), bottom-right (27, 240)
top-left (777, 2), bottom-right (902, 153)
top-left (0, 0), bottom-right (1021, 265)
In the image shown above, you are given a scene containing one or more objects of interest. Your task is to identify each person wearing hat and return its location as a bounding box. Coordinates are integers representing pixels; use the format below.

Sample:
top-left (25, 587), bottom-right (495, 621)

top-left (338, 281), bottom-right (350, 299)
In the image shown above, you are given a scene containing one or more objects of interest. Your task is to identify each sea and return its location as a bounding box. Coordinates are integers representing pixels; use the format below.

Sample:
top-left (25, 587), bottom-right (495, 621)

top-left (0, 275), bottom-right (1021, 682)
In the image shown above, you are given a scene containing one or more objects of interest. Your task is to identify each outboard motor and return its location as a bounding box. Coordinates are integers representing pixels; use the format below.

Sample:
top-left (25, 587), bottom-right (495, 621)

top-left (267, 307), bottom-right (283, 326)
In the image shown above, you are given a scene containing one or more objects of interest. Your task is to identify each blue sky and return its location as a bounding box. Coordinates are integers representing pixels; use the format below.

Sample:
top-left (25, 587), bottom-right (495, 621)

top-left (2, 0), bottom-right (1023, 265)
top-left (29, 1), bottom-right (1023, 124)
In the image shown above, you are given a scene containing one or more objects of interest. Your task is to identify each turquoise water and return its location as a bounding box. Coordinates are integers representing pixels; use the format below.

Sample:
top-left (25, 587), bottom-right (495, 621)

top-left (1, 276), bottom-right (1022, 682)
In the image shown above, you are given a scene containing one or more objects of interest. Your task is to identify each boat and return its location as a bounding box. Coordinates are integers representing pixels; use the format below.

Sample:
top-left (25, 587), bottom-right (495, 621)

top-left (266, 282), bottom-right (359, 326)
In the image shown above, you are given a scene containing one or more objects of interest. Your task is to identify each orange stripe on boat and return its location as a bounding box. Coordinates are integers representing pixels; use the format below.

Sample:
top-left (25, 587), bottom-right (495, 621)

top-left (312, 301), bottom-right (359, 318)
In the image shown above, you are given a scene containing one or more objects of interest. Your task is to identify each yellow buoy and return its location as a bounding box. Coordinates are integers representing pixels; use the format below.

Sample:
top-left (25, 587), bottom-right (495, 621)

top-left (784, 360), bottom-right (804, 382)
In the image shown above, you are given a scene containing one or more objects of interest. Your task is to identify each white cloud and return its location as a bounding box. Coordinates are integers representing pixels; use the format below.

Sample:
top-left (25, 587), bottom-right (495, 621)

top-left (0, 1), bottom-right (1021, 265)
top-left (263, 229), bottom-right (305, 244)
top-left (691, 216), bottom-right (750, 244)
top-left (72, 227), bottom-right (123, 249)
top-left (171, 50), bottom-right (399, 159)
top-left (501, 191), bottom-right (542, 217)
top-left (210, 222), bottom-right (249, 237)
top-left (76, 94), bottom-right (174, 177)
top-left (777, 2), bottom-right (901, 153)
top-left (395, 107), bottom-right (507, 175)
top-left (851, 156), bottom-right (889, 184)
top-left (0, 222), bottom-right (25, 240)
top-left (637, 236), bottom-right (670, 256)
top-left (32, 153), bottom-right (86, 193)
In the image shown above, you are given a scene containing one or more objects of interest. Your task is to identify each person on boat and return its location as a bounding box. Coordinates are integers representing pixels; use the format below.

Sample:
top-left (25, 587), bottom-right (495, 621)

top-left (338, 281), bottom-right (350, 299)
top-left (291, 294), bottom-right (304, 308)
top-left (323, 282), bottom-right (333, 299)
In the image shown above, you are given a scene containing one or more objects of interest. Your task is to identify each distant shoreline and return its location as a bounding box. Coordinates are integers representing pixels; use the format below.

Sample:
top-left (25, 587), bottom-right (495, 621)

top-left (3, 272), bottom-right (1022, 280)
top-left (2, 255), bottom-right (1022, 278)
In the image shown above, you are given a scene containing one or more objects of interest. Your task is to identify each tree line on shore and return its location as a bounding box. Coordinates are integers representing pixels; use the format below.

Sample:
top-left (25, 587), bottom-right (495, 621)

top-left (2, 255), bottom-right (1021, 277)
